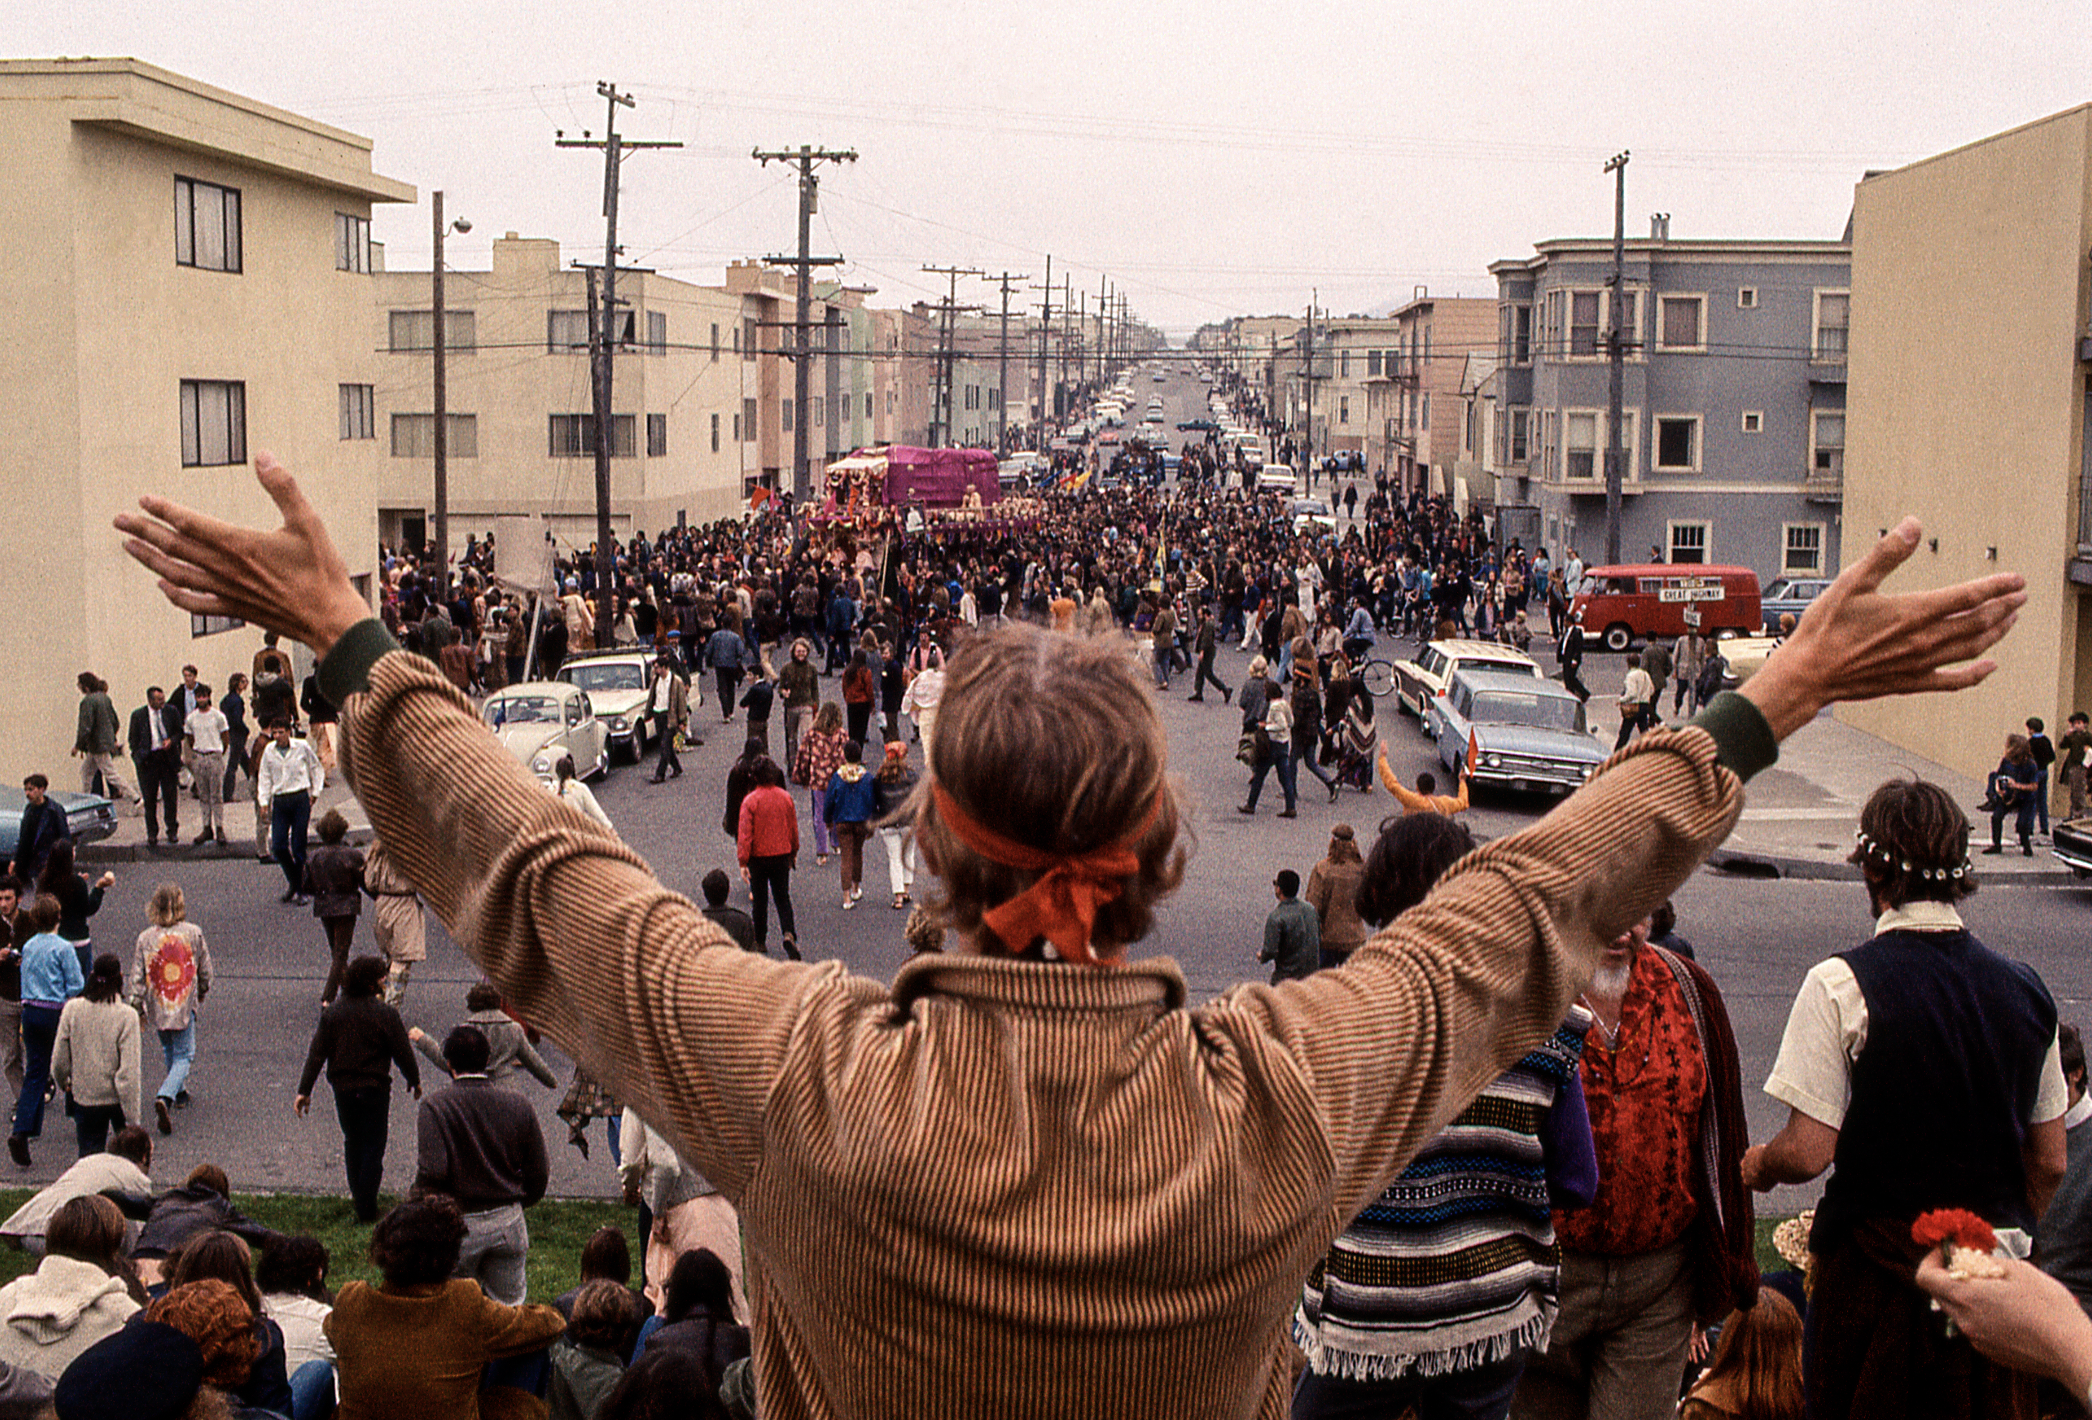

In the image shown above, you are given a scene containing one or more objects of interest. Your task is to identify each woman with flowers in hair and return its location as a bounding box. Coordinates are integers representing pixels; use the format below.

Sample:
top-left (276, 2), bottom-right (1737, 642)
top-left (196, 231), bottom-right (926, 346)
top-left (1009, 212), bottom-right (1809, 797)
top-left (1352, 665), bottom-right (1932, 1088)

top-left (120, 454), bottom-right (2026, 1420)
top-left (1743, 776), bottom-right (2068, 1420)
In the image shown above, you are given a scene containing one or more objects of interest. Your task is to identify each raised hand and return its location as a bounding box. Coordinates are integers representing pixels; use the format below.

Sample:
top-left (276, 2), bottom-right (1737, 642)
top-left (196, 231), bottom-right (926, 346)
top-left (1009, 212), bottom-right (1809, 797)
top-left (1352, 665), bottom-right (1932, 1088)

top-left (1740, 518), bottom-right (2025, 738)
top-left (115, 452), bottom-right (372, 661)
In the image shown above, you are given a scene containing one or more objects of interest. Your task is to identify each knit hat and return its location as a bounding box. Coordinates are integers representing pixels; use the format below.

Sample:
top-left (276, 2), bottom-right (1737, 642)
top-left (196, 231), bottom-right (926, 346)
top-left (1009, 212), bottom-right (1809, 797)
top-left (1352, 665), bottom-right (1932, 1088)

top-left (883, 739), bottom-right (908, 760)
top-left (54, 1322), bottom-right (204, 1420)
top-left (144, 1279), bottom-right (258, 1388)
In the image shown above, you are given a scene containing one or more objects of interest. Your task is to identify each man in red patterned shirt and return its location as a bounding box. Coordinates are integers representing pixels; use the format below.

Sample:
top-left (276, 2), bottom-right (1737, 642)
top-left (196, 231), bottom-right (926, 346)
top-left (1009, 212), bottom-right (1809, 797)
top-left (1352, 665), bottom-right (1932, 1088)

top-left (1511, 916), bottom-right (1757, 1420)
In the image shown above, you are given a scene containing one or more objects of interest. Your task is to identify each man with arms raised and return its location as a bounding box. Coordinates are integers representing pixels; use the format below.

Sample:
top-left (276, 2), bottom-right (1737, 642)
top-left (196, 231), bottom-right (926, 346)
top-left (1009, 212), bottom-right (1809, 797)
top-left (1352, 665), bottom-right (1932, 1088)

top-left (117, 451), bottom-right (2019, 1418)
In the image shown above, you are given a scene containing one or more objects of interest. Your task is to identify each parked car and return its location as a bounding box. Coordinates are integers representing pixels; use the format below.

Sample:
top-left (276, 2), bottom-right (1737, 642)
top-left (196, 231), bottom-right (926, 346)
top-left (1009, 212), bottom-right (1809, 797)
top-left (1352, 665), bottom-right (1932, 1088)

top-left (1392, 638), bottom-right (1543, 724)
top-left (1568, 564), bottom-right (1763, 652)
top-left (1291, 497), bottom-right (1337, 534)
top-left (1760, 577), bottom-right (1832, 634)
top-left (1430, 668), bottom-right (1605, 796)
top-left (1256, 466), bottom-right (1298, 494)
top-left (557, 650), bottom-right (658, 761)
top-left (483, 682), bottom-right (609, 784)
top-left (1710, 630), bottom-right (1781, 691)
top-left (0, 789), bottom-right (117, 861)
top-left (1177, 418), bottom-right (1218, 433)
top-left (2052, 817), bottom-right (2092, 877)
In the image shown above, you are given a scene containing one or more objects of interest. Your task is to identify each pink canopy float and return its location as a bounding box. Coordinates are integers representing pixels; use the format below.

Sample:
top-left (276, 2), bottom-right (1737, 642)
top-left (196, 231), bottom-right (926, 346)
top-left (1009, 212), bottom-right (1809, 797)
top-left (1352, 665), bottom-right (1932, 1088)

top-left (822, 446), bottom-right (1000, 513)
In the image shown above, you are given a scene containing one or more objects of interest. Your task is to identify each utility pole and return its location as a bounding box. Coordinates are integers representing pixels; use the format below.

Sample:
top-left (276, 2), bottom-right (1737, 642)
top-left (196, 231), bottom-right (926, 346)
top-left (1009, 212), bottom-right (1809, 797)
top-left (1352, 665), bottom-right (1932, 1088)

top-left (429, 190), bottom-right (470, 600)
top-left (1097, 274), bottom-right (1108, 388)
top-left (921, 264), bottom-right (982, 447)
top-left (1604, 149), bottom-right (1630, 565)
top-left (556, 82), bottom-right (680, 648)
top-left (1033, 255), bottom-right (1054, 437)
top-left (984, 271), bottom-right (1028, 452)
top-left (1304, 294), bottom-right (1317, 475)
top-left (753, 143), bottom-right (858, 500)
top-left (1060, 277), bottom-right (1075, 403)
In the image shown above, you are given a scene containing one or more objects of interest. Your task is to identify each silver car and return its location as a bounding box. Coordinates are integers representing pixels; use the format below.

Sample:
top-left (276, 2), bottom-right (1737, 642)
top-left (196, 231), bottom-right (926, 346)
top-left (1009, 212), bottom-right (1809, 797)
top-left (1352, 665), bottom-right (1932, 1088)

top-left (483, 682), bottom-right (609, 784)
top-left (1430, 668), bottom-right (1605, 795)
top-left (559, 651), bottom-right (657, 761)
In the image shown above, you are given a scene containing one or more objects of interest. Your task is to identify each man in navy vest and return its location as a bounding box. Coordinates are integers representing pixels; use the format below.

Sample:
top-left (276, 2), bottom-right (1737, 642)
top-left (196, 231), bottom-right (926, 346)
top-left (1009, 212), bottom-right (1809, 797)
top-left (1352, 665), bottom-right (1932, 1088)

top-left (1744, 778), bottom-right (2069, 1419)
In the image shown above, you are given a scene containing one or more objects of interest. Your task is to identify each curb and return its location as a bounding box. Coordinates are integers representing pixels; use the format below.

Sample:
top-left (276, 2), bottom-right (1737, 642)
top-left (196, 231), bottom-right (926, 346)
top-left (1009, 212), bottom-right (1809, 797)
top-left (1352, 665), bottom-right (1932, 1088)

top-left (1708, 847), bottom-right (2082, 886)
top-left (79, 841), bottom-right (260, 866)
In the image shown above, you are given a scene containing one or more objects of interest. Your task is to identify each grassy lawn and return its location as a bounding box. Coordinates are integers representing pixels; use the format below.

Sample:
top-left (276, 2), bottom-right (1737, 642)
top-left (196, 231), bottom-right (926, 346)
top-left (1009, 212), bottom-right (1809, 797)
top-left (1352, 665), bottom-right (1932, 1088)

top-left (0, 1190), bottom-right (631, 1300)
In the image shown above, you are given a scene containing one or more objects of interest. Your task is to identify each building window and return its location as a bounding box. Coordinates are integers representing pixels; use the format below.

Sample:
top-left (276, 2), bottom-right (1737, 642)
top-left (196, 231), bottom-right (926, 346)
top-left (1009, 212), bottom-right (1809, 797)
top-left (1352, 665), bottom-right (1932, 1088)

top-left (1741, 411), bottom-right (1763, 434)
top-left (1565, 411), bottom-right (1598, 479)
top-left (815, 396), bottom-right (828, 428)
top-left (647, 310), bottom-right (667, 355)
top-left (1783, 523), bottom-right (1825, 574)
top-left (335, 214), bottom-right (371, 273)
top-left (1658, 296), bottom-right (1705, 351)
top-left (742, 398), bottom-right (757, 440)
top-left (1509, 409), bottom-right (1530, 462)
top-left (710, 413), bottom-right (721, 453)
top-left (1367, 350), bottom-right (1382, 377)
top-left (390, 310), bottom-right (476, 352)
top-left (547, 310), bottom-right (591, 352)
top-left (179, 380), bottom-right (246, 467)
top-left (1737, 287), bottom-right (1758, 309)
top-left (1811, 411), bottom-right (1845, 477)
top-left (190, 612), bottom-right (245, 638)
top-left (648, 413), bottom-right (667, 457)
top-left (732, 412), bottom-right (742, 442)
top-left (1512, 305), bottom-right (1532, 364)
top-left (710, 323), bottom-right (721, 360)
top-left (742, 319), bottom-right (758, 361)
top-left (1814, 291), bottom-right (1850, 360)
top-left (1668, 522), bottom-right (1710, 564)
top-left (1340, 350), bottom-right (1350, 378)
top-left (174, 177), bottom-right (241, 273)
top-left (390, 413), bottom-right (477, 458)
top-left (1421, 392), bottom-right (1429, 426)
top-left (1339, 396), bottom-right (1350, 425)
top-left (548, 414), bottom-right (636, 458)
top-left (1570, 292), bottom-right (1601, 357)
top-left (339, 384), bottom-right (375, 440)
top-left (1654, 416), bottom-right (1699, 471)
top-left (782, 400), bottom-right (795, 434)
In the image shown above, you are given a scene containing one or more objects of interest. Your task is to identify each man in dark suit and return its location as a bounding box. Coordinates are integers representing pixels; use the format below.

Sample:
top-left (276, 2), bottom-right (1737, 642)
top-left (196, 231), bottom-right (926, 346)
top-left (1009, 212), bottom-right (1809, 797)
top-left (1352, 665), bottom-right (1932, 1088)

top-left (128, 687), bottom-right (183, 847)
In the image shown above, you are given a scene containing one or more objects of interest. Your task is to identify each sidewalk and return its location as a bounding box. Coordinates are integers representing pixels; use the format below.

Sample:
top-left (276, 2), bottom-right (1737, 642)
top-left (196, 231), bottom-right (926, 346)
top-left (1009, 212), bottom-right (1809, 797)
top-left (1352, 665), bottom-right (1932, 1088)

top-left (1706, 709), bottom-right (2073, 883)
top-left (78, 772), bottom-right (369, 865)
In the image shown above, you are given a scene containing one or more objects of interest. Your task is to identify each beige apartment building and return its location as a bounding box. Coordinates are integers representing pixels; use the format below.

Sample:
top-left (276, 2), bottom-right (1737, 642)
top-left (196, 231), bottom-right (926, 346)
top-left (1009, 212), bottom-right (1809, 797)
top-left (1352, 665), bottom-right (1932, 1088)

top-left (374, 236), bottom-right (766, 552)
top-left (0, 58), bottom-right (411, 784)
top-left (1364, 295), bottom-right (1497, 501)
top-left (1283, 317), bottom-right (1402, 461)
top-left (1839, 104), bottom-right (2092, 777)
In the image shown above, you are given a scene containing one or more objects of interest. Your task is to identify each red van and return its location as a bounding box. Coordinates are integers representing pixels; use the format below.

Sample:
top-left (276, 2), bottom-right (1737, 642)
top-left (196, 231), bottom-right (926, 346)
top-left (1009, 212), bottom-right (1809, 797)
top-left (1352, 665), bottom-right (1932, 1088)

top-left (1568, 565), bottom-right (1762, 652)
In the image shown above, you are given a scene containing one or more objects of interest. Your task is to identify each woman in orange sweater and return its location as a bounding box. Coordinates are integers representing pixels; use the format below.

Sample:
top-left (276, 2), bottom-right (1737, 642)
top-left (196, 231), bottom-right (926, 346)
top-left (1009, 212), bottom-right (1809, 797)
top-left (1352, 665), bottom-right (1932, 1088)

top-left (735, 758), bottom-right (801, 959)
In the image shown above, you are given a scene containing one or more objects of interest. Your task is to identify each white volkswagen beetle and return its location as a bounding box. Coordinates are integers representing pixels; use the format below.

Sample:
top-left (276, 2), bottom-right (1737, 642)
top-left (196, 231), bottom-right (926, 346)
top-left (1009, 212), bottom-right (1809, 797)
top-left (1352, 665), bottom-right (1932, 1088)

top-left (482, 682), bottom-right (609, 784)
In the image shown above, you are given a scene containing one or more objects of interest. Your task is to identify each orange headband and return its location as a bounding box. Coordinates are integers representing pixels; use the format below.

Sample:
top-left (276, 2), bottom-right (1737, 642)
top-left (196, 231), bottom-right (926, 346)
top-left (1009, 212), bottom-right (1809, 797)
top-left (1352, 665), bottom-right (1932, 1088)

top-left (930, 782), bottom-right (1161, 967)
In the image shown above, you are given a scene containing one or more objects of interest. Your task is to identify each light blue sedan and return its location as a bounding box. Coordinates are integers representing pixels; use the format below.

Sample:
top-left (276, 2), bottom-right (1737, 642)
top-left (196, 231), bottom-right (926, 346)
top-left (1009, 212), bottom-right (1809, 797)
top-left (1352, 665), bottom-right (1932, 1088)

top-left (1429, 668), bottom-right (1606, 796)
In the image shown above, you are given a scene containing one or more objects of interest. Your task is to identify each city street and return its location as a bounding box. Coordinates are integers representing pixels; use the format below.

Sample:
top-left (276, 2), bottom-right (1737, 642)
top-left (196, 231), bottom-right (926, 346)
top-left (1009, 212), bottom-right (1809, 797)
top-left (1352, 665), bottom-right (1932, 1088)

top-left (46, 622), bottom-right (2092, 1230)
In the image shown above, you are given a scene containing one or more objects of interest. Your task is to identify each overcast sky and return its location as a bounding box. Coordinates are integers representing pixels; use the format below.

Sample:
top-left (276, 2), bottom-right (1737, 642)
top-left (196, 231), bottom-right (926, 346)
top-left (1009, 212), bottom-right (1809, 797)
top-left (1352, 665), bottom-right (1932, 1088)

top-left (22, 2), bottom-right (2091, 336)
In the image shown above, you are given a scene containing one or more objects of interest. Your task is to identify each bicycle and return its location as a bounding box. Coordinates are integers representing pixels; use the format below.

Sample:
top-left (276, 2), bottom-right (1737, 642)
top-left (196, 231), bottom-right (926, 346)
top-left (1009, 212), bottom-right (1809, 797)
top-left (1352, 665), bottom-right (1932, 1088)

top-left (1357, 657), bottom-right (1396, 699)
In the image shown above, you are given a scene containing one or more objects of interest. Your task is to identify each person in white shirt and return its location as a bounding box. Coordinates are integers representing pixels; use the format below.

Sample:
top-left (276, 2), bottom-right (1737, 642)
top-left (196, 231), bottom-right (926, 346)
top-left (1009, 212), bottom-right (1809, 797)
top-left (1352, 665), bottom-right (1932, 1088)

top-left (181, 686), bottom-right (231, 846)
top-left (551, 756), bottom-right (613, 832)
top-left (256, 720), bottom-right (324, 904)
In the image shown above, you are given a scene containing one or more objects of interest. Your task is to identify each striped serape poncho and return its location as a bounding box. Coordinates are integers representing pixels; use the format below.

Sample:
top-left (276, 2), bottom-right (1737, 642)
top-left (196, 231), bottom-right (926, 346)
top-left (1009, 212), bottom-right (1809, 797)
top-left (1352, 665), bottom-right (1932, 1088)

top-left (1294, 1007), bottom-right (1594, 1380)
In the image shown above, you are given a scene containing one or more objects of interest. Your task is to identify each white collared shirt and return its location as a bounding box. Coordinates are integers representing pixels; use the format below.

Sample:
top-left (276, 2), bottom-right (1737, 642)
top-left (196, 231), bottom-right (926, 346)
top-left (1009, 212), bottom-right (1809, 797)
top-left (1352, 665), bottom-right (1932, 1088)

top-left (257, 737), bottom-right (324, 801)
top-left (1764, 901), bottom-right (2066, 1130)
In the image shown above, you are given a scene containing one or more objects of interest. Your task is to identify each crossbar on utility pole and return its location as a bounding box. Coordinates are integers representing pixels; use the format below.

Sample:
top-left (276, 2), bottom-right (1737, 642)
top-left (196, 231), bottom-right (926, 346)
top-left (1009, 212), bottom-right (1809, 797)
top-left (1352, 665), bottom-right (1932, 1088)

top-left (983, 271), bottom-right (1028, 453)
top-left (753, 144), bottom-right (858, 501)
top-left (1603, 149), bottom-right (1630, 566)
top-left (922, 265), bottom-right (983, 448)
top-left (556, 81), bottom-right (680, 647)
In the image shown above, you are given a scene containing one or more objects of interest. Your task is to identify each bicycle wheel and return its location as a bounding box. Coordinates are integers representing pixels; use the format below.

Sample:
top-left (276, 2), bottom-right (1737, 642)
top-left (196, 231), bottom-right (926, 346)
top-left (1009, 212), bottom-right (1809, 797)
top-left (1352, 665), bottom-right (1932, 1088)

top-left (1359, 658), bottom-right (1396, 698)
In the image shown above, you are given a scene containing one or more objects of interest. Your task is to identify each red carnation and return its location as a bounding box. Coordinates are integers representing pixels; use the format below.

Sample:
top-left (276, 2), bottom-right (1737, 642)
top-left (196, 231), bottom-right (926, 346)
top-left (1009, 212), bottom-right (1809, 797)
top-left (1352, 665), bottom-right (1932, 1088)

top-left (1911, 1208), bottom-right (1999, 1254)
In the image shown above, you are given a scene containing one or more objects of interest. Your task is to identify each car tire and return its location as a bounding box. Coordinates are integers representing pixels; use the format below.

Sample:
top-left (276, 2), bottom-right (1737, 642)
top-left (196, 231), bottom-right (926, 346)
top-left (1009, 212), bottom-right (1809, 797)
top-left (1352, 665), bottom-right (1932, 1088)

top-left (1602, 624), bottom-right (1633, 654)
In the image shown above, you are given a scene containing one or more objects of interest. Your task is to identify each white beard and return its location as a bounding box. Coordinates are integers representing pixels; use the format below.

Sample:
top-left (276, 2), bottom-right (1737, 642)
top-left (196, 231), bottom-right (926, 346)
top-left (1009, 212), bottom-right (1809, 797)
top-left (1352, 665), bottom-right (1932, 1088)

top-left (1590, 961), bottom-right (1632, 997)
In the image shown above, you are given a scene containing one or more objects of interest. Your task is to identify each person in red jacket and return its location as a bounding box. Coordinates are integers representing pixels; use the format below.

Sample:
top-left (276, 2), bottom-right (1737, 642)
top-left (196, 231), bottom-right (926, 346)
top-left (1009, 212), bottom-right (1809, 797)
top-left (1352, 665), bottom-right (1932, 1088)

top-left (734, 758), bottom-right (800, 960)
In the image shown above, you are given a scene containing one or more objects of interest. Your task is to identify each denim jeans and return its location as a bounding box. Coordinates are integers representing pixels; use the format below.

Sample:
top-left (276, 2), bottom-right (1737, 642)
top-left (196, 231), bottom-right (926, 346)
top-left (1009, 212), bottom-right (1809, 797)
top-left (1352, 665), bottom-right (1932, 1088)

top-left (73, 1103), bottom-right (125, 1159)
top-left (1244, 745), bottom-right (1297, 813)
top-left (271, 789), bottom-right (312, 893)
top-left (748, 855), bottom-right (796, 950)
top-left (157, 1020), bottom-right (196, 1101)
top-left (13, 1005), bottom-right (62, 1139)
top-left (288, 1359), bottom-right (336, 1420)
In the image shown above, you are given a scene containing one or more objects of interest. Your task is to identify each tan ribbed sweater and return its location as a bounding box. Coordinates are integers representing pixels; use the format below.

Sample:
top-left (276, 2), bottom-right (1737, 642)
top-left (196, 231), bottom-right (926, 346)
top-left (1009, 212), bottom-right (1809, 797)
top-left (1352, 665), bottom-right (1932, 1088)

top-left (331, 640), bottom-right (1750, 1419)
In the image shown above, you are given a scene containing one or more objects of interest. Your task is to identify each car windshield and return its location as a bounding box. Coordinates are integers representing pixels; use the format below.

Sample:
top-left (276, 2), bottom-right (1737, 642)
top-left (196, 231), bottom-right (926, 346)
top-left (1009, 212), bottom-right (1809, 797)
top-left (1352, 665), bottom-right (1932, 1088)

top-left (1458, 658), bottom-right (1537, 679)
top-left (1764, 579), bottom-right (1793, 599)
top-left (1472, 692), bottom-right (1583, 732)
top-left (485, 696), bottom-right (560, 726)
top-left (568, 663), bottom-right (645, 692)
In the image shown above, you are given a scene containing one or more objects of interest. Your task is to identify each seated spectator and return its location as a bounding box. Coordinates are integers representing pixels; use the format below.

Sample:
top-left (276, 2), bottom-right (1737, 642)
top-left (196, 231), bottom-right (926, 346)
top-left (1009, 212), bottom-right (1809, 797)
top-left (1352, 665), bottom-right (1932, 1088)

top-left (549, 1279), bottom-right (635, 1420)
top-left (407, 982), bottom-right (558, 1088)
top-left (51, 1322), bottom-right (198, 1420)
top-left (599, 1347), bottom-right (724, 1420)
top-left (142, 1279), bottom-right (260, 1407)
top-left (554, 1226), bottom-right (651, 1359)
top-left (0, 1196), bottom-right (141, 1380)
top-left (629, 1249), bottom-right (747, 1382)
top-left (1678, 1286), bottom-right (1807, 1420)
top-left (0, 1125), bottom-right (150, 1254)
top-left (128, 1164), bottom-right (281, 1287)
top-left (324, 1193), bottom-right (565, 1420)
top-left (256, 1234), bottom-right (336, 1420)
top-left (162, 1230), bottom-right (292, 1417)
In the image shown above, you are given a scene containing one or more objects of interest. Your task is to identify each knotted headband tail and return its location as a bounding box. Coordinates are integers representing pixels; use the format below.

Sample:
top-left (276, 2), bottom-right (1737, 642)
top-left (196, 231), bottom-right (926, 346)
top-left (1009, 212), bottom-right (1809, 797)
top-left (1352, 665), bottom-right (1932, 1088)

top-left (930, 782), bottom-right (1159, 967)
